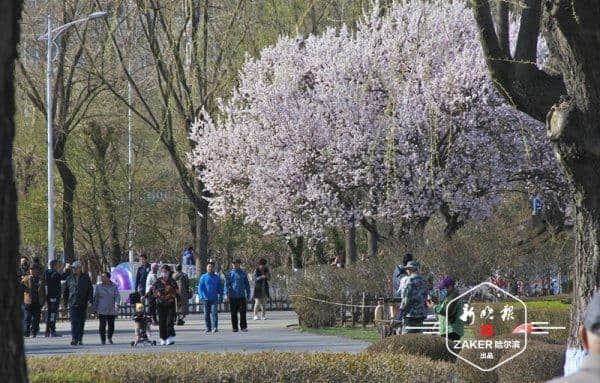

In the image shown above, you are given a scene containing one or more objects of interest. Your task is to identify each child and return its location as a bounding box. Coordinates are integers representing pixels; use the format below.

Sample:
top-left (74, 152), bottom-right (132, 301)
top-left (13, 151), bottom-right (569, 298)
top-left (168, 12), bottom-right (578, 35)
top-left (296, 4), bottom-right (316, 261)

top-left (131, 303), bottom-right (155, 346)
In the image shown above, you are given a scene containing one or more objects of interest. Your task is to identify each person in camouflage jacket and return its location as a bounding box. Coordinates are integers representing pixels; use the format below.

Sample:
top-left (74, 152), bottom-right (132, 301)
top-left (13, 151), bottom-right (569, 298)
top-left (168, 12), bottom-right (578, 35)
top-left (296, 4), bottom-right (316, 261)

top-left (399, 261), bottom-right (428, 334)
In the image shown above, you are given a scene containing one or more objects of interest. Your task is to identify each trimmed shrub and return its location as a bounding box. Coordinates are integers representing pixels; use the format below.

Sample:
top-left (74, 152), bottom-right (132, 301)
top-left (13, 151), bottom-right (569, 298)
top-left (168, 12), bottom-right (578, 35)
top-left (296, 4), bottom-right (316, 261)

top-left (28, 352), bottom-right (466, 383)
top-left (456, 346), bottom-right (503, 383)
top-left (456, 339), bottom-right (565, 383)
top-left (365, 334), bottom-right (454, 362)
top-left (471, 302), bottom-right (569, 345)
top-left (496, 342), bottom-right (565, 383)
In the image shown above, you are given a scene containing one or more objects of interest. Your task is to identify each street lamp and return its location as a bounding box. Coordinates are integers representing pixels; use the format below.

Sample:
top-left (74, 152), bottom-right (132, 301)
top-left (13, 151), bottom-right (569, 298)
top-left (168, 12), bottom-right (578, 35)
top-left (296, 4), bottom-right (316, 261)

top-left (40, 11), bottom-right (108, 267)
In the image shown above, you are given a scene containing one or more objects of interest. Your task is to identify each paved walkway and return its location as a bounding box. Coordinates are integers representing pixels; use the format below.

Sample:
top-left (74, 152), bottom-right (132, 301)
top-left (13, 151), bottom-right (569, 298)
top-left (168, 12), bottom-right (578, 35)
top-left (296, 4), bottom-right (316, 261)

top-left (25, 311), bottom-right (369, 357)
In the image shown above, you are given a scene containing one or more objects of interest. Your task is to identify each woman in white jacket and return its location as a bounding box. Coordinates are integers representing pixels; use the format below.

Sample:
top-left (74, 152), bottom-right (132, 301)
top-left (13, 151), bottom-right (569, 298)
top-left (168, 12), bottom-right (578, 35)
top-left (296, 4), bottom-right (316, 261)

top-left (93, 272), bottom-right (120, 344)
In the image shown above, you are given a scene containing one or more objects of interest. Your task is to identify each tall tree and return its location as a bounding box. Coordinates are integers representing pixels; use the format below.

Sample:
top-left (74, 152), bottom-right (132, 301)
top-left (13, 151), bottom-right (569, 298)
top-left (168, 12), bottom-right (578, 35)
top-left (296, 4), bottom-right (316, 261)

top-left (92, 0), bottom-right (362, 270)
top-left (471, 0), bottom-right (600, 348)
top-left (0, 0), bottom-right (28, 381)
top-left (190, 2), bottom-right (561, 264)
top-left (18, 1), bottom-right (105, 262)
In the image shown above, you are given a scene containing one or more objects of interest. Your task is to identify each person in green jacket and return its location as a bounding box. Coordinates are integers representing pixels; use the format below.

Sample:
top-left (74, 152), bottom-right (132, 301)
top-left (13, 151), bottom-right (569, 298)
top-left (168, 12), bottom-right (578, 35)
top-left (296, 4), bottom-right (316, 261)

top-left (427, 276), bottom-right (463, 354)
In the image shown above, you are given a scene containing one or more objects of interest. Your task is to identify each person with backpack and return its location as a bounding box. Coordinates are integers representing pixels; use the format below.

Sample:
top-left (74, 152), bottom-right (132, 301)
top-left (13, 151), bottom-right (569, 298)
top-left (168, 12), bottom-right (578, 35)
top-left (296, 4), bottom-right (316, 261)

top-left (224, 259), bottom-right (251, 332)
top-left (427, 276), bottom-right (463, 354)
top-left (150, 264), bottom-right (180, 345)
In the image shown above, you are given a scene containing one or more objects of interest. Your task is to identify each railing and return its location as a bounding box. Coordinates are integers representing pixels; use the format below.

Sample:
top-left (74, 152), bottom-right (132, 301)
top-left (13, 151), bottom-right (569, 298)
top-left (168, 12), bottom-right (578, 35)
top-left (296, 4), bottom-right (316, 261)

top-left (42, 299), bottom-right (292, 320)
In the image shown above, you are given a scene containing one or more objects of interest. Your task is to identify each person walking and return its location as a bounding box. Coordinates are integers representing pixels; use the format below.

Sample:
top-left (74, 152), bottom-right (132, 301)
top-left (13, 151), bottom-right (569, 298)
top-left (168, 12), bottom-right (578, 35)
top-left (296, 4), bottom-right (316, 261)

top-left (18, 257), bottom-right (30, 279)
top-left (198, 260), bottom-right (223, 333)
top-left (252, 258), bottom-right (270, 320)
top-left (150, 264), bottom-right (180, 345)
top-left (145, 262), bottom-right (159, 324)
top-left (427, 276), bottom-right (463, 354)
top-left (182, 246), bottom-right (194, 266)
top-left (21, 264), bottom-right (46, 337)
top-left (224, 259), bottom-right (251, 333)
top-left (63, 261), bottom-right (94, 346)
top-left (93, 272), bottom-right (120, 345)
top-left (44, 260), bottom-right (68, 337)
top-left (18, 257), bottom-right (30, 330)
top-left (135, 254), bottom-right (151, 296)
top-left (173, 264), bottom-right (190, 325)
top-left (399, 261), bottom-right (428, 334)
top-left (394, 253), bottom-right (413, 298)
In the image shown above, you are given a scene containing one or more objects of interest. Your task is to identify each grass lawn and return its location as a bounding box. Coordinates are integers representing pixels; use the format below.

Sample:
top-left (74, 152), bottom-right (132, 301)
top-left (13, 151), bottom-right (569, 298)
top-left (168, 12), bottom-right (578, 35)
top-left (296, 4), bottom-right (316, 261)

top-left (523, 299), bottom-right (570, 310)
top-left (294, 299), bottom-right (567, 345)
top-left (296, 325), bottom-right (380, 343)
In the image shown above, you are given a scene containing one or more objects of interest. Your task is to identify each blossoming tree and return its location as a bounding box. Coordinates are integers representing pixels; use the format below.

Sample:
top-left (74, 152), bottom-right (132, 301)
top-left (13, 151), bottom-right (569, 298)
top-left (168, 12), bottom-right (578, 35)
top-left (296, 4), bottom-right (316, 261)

top-left (190, 1), bottom-right (564, 265)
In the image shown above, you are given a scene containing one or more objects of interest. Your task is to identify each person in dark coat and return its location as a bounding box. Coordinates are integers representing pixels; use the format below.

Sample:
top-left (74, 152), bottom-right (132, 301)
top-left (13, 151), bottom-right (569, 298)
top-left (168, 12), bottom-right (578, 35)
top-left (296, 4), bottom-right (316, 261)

top-left (21, 264), bottom-right (46, 337)
top-left (252, 258), bottom-right (270, 320)
top-left (135, 253), bottom-right (151, 296)
top-left (63, 261), bottom-right (93, 346)
top-left (150, 264), bottom-right (180, 345)
top-left (173, 264), bottom-right (190, 325)
top-left (44, 259), bottom-right (69, 337)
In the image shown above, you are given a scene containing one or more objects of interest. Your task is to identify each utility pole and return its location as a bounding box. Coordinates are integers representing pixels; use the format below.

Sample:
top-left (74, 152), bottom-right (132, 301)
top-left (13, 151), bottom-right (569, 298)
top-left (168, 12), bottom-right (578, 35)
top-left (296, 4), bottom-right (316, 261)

top-left (46, 16), bottom-right (55, 267)
top-left (41, 11), bottom-right (108, 267)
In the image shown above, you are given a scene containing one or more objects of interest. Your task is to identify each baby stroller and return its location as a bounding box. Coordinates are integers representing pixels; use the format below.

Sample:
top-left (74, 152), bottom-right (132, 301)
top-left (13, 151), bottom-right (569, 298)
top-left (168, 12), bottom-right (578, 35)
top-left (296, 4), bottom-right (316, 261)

top-left (131, 303), bottom-right (157, 347)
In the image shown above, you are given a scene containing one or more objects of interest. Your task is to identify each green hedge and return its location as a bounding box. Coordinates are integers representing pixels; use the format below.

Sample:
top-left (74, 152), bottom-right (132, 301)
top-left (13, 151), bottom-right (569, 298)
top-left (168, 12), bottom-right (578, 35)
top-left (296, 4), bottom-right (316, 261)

top-left (28, 352), bottom-right (464, 383)
top-left (471, 302), bottom-right (569, 344)
top-left (497, 342), bottom-right (565, 383)
top-left (365, 334), bottom-right (454, 362)
top-left (364, 333), bottom-right (565, 383)
top-left (456, 339), bottom-right (565, 383)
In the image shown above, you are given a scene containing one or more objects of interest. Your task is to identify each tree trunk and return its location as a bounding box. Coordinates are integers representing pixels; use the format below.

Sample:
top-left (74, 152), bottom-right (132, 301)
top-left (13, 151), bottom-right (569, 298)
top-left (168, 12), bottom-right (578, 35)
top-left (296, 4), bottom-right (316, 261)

top-left (472, 0), bottom-right (600, 348)
top-left (345, 214), bottom-right (357, 265)
top-left (440, 202), bottom-right (464, 239)
top-left (360, 217), bottom-right (379, 258)
top-left (287, 237), bottom-right (304, 269)
top-left (91, 130), bottom-right (121, 267)
top-left (0, 0), bottom-right (28, 380)
top-left (313, 242), bottom-right (327, 264)
top-left (194, 196), bottom-right (209, 273)
top-left (55, 158), bottom-right (76, 263)
top-left (551, 132), bottom-right (600, 348)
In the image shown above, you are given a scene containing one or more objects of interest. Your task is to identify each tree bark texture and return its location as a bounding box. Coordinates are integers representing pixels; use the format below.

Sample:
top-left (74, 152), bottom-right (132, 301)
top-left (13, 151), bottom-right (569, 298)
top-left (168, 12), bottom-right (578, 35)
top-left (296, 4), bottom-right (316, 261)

top-left (361, 217), bottom-right (379, 259)
top-left (0, 0), bottom-right (28, 380)
top-left (54, 157), bottom-right (76, 263)
top-left (194, 187), bottom-right (209, 273)
top-left (472, 0), bottom-right (600, 347)
top-left (345, 215), bottom-right (357, 265)
top-left (288, 237), bottom-right (304, 269)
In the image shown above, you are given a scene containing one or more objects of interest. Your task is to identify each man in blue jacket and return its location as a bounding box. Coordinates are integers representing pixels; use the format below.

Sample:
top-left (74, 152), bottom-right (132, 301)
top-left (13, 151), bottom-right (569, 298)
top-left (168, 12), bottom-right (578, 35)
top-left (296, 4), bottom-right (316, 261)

top-left (198, 260), bottom-right (223, 333)
top-left (224, 259), bottom-right (251, 332)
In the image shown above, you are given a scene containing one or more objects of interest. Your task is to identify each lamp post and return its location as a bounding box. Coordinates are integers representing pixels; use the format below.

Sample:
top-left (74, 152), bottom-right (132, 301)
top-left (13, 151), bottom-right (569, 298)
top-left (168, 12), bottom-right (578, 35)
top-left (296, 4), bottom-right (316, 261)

top-left (41, 11), bottom-right (108, 267)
